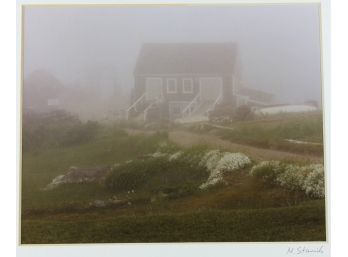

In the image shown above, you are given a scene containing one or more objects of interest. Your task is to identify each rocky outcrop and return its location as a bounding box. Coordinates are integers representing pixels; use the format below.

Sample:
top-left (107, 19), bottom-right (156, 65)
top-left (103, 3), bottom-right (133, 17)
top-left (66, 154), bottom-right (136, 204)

top-left (44, 166), bottom-right (110, 190)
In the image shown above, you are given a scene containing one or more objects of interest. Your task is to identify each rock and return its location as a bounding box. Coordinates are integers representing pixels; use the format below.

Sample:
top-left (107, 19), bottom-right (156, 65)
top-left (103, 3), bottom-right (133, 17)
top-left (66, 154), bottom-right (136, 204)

top-left (42, 175), bottom-right (65, 190)
top-left (44, 165), bottom-right (110, 190)
top-left (64, 166), bottom-right (110, 183)
top-left (90, 200), bottom-right (106, 208)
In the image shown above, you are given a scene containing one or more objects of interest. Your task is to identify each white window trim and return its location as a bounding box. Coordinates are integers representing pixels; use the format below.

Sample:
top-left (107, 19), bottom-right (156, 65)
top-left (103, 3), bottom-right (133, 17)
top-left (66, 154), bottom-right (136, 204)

top-left (182, 78), bottom-right (194, 94)
top-left (166, 78), bottom-right (177, 94)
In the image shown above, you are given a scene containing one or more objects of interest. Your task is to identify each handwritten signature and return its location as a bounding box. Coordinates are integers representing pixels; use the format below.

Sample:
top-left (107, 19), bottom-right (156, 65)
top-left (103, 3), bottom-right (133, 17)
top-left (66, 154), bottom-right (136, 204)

top-left (286, 246), bottom-right (324, 255)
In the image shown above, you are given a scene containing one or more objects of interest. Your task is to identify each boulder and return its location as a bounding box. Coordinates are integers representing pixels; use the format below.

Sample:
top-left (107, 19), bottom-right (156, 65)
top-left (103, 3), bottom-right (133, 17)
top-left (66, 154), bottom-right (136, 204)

top-left (44, 165), bottom-right (110, 190)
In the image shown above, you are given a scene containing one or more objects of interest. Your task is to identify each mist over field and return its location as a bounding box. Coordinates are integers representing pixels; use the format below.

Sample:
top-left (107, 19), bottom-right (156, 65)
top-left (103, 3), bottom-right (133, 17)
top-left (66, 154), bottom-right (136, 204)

top-left (21, 4), bottom-right (327, 244)
top-left (23, 4), bottom-right (321, 120)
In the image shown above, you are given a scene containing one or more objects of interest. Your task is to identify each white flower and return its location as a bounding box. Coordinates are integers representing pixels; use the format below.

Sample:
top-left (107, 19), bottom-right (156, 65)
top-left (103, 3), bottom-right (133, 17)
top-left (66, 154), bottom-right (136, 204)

top-left (302, 164), bottom-right (325, 198)
top-left (215, 153), bottom-right (251, 172)
top-left (168, 151), bottom-right (183, 161)
top-left (199, 150), bottom-right (251, 189)
top-left (276, 164), bottom-right (306, 191)
top-left (250, 161), bottom-right (325, 198)
top-left (199, 150), bottom-right (223, 171)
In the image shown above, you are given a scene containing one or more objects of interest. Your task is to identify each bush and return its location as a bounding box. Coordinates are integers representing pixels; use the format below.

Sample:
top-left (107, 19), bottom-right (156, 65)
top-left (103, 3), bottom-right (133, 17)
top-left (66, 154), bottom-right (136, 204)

top-left (302, 164), bottom-right (325, 198)
top-left (250, 161), bottom-right (325, 198)
top-left (208, 103), bottom-right (234, 121)
top-left (60, 121), bottom-right (100, 147)
top-left (249, 161), bottom-right (283, 183)
top-left (199, 150), bottom-right (251, 189)
top-left (105, 157), bottom-right (208, 193)
top-left (233, 105), bottom-right (254, 121)
top-left (22, 110), bottom-right (101, 152)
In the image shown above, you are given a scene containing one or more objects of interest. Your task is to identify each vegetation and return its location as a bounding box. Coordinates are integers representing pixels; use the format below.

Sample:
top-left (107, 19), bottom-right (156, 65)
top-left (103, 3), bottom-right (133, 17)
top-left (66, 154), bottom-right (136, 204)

top-left (21, 112), bottom-right (326, 243)
top-left (105, 157), bottom-right (208, 193)
top-left (250, 161), bottom-right (325, 198)
top-left (190, 111), bottom-right (323, 155)
top-left (22, 110), bottom-right (100, 152)
top-left (22, 201), bottom-right (325, 244)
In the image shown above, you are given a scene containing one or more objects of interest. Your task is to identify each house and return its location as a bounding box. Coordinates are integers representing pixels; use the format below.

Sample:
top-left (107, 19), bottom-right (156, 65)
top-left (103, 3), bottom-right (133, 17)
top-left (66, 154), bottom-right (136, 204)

top-left (23, 70), bottom-right (64, 113)
top-left (127, 43), bottom-right (240, 121)
top-left (127, 43), bottom-right (273, 122)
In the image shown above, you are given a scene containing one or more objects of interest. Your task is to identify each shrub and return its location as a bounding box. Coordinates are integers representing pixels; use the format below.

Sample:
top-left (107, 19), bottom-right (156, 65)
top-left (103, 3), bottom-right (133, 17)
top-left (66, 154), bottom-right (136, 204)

top-left (105, 157), bottom-right (208, 193)
top-left (302, 164), bottom-right (325, 198)
top-left (199, 150), bottom-right (251, 189)
top-left (22, 110), bottom-right (101, 151)
top-left (233, 105), bottom-right (254, 121)
top-left (60, 121), bottom-right (100, 147)
top-left (249, 161), bottom-right (283, 183)
top-left (250, 161), bottom-right (325, 198)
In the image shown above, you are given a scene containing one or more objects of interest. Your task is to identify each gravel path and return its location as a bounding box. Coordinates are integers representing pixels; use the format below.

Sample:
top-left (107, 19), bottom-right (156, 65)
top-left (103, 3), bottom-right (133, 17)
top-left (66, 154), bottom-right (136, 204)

top-left (126, 128), bottom-right (324, 163)
top-left (168, 130), bottom-right (324, 163)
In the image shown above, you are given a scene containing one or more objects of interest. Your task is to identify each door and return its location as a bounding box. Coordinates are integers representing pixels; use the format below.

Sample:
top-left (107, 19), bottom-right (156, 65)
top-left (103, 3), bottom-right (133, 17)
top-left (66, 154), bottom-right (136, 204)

top-left (145, 77), bottom-right (162, 101)
top-left (199, 77), bottom-right (223, 101)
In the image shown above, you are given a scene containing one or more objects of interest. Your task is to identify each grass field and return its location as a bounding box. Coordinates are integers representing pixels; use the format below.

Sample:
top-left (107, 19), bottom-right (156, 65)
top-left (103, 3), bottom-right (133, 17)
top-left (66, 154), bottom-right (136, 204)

top-left (187, 111), bottom-right (324, 155)
top-left (22, 201), bottom-right (325, 243)
top-left (21, 112), bottom-right (326, 243)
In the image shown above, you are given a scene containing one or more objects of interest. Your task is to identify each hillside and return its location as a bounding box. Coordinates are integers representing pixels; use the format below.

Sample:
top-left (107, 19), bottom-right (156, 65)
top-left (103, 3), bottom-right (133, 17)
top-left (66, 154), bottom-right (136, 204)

top-left (21, 111), bottom-right (326, 243)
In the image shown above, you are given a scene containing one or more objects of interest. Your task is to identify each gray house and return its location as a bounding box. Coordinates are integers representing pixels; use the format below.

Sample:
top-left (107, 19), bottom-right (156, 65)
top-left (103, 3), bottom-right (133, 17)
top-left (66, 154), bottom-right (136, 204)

top-left (127, 43), bottom-right (273, 122)
top-left (127, 43), bottom-right (239, 121)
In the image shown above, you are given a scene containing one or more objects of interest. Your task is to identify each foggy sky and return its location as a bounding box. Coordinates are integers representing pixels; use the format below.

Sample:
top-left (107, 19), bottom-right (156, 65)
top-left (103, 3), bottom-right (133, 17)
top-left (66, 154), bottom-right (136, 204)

top-left (24, 4), bottom-right (322, 104)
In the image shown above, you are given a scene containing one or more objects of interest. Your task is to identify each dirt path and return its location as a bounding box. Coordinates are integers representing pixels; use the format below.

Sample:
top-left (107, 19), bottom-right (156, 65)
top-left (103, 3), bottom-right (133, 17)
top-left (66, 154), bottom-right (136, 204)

top-left (125, 128), bottom-right (323, 163)
top-left (168, 131), bottom-right (323, 163)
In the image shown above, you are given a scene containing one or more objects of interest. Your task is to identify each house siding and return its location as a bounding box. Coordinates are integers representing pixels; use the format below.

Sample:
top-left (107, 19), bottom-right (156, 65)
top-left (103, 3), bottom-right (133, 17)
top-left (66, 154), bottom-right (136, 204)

top-left (134, 74), bottom-right (234, 102)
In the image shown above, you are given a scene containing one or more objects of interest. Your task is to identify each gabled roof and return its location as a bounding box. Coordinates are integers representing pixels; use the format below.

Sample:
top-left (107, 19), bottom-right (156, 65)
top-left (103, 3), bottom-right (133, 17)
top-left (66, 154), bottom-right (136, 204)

top-left (134, 43), bottom-right (237, 75)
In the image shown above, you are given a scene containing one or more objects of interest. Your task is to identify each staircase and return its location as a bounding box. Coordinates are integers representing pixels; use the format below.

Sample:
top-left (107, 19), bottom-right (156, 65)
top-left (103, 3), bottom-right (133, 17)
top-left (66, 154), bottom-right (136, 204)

top-left (126, 93), bottom-right (158, 121)
top-left (176, 94), bottom-right (222, 123)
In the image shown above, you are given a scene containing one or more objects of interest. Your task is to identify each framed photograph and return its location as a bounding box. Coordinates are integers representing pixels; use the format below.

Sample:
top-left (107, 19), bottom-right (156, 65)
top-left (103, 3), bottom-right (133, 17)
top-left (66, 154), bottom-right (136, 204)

top-left (17, 0), bottom-right (330, 256)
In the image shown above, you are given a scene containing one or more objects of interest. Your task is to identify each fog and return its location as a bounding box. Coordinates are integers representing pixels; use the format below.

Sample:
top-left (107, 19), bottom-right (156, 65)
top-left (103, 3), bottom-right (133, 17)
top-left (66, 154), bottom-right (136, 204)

top-left (23, 4), bottom-right (322, 119)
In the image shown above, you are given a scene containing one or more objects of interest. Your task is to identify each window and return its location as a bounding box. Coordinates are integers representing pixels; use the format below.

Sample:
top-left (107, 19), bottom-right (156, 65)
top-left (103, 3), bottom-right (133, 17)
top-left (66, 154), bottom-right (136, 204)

top-left (166, 78), bottom-right (177, 94)
top-left (183, 78), bottom-right (193, 94)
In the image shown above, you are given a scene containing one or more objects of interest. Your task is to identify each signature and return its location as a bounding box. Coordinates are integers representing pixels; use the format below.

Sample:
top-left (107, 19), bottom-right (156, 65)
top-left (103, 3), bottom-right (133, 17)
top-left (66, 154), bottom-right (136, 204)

top-left (286, 246), bottom-right (324, 255)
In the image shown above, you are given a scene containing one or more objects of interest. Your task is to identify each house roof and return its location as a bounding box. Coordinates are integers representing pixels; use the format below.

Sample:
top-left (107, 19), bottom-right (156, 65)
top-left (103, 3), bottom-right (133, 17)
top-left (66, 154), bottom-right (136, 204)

top-left (134, 43), bottom-right (237, 75)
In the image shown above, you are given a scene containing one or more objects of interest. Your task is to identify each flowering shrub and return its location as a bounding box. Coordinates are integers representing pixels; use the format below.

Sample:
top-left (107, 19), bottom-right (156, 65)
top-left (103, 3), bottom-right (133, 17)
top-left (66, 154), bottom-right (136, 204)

top-left (250, 161), bottom-right (325, 198)
top-left (249, 161), bottom-right (283, 183)
top-left (199, 150), bottom-right (223, 171)
top-left (302, 164), bottom-right (325, 198)
top-left (276, 164), bottom-right (307, 191)
top-left (215, 153), bottom-right (251, 173)
top-left (199, 150), bottom-right (251, 189)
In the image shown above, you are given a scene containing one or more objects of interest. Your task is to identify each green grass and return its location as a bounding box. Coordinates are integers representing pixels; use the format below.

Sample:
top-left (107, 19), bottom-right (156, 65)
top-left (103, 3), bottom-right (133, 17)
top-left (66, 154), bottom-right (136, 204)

top-left (21, 200), bottom-right (325, 243)
top-left (21, 120), bottom-right (326, 243)
top-left (21, 127), bottom-right (170, 211)
top-left (190, 112), bottom-right (324, 155)
top-left (105, 156), bottom-right (208, 193)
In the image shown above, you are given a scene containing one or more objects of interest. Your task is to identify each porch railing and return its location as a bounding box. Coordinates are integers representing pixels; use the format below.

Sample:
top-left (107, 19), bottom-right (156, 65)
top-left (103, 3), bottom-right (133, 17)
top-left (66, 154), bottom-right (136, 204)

top-left (207, 94), bottom-right (222, 113)
top-left (182, 93), bottom-right (201, 117)
top-left (143, 101), bottom-right (158, 121)
top-left (126, 93), bottom-right (146, 120)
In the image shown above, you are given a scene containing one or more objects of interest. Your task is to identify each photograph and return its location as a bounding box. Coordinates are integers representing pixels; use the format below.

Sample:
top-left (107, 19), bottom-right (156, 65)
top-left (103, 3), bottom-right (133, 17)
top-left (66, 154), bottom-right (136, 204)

top-left (20, 2), bottom-right (327, 244)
